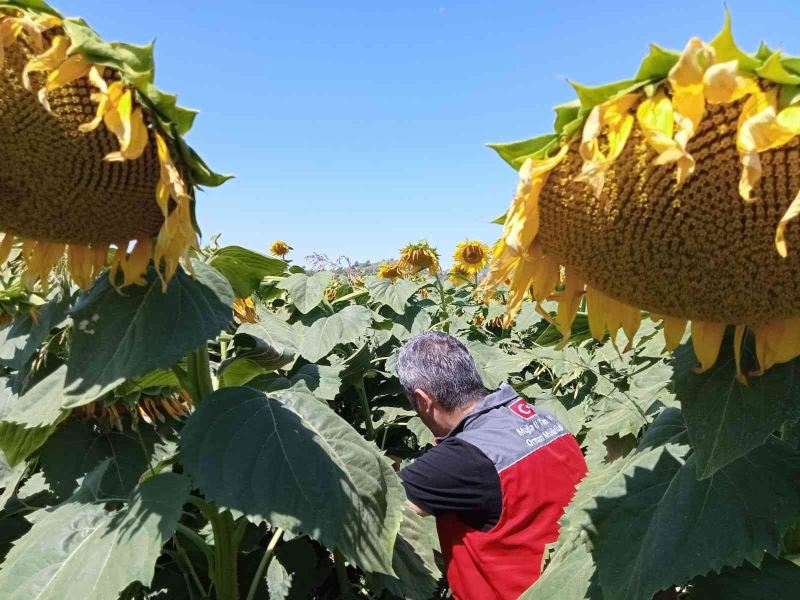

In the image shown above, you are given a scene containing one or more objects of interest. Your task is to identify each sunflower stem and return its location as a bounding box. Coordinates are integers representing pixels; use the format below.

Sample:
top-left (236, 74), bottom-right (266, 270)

top-left (355, 378), bottom-right (375, 440)
top-left (187, 345), bottom-right (214, 404)
top-left (245, 528), bottom-right (284, 600)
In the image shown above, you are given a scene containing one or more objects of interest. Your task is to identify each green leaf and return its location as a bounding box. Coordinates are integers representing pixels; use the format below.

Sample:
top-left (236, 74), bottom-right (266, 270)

top-left (209, 246), bottom-right (286, 298)
top-left (267, 537), bottom-right (321, 600)
top-left (465, 341), bottom-right (533, 388)
top-left (39, 419), bottom-right (161, 499)
top-left (299, 305), bottom-right (372, 362)
top-left (277, 272), bottom-right (333, 314)
top-left (491, 212), bottom-right (507, 225)
top-left (512, 302), bottom-right (542, 333)
top-left (177, 138), bottom-right (233, 188)
top-left (635, 44), bottom-right (680, 81)
top-left (366, 277), bottom-right (419, 315)
top-left (0, 287), bottom-right (71, 370)
top-left (687, 555), bottom-right (800, 599)
top-left (288, 363), bottom-right (343, 402)
top-left (589, 439), bottom-right (800, 600)
top-left (391, 306), bottom-right (432, 342)
top-left (0, 380), bottom-right (61, 466)
top-left (674, 343), bottom-right (800, 479)
top-left (219, 324), bottom-right (296, 386)
top-left (570, 79), bottom-right (642, 112)
top-left (521, 539), bottom-right (599, 600)
top-left (487, 134), bottom-right (558, 170)
top-left (0, 472), bottom-right (189, 600)
top-left (64, 262), bottom-right (233, 403)
top-left (62, 19), bottom-right (155, 88)
top-left (709, 11), bottom-right (761, 73)
top-left (553, 100), bottom-right (581, 136)
top-left (235, 313), bottom-right (302, 364)
top-left (406, 417), bottom-right (434, 447)
top-left (0, 1), bottom-right (61, 14)
top-left (368, 505), bottom-right (442, 600)
top-left (756, 41), bottom-right (776, 61)
top-left (179, 383), bottom-right (405, 574)
top-left (779, 84), bottom-right (800, 109)
top-left (756, 52), bottom-right (800, 85)
top-left (2, 365), bottom-right (67, 428)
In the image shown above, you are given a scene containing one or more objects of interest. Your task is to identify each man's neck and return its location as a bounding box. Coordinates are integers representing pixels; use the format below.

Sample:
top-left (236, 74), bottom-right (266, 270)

top-left (439, 396), bottom-right (483, 436)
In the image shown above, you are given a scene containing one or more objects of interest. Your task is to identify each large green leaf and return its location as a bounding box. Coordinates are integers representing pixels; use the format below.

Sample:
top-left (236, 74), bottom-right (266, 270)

top-left (236, 312), bottom-right (302, 362)
top-left (687, 555), bottom-right (800, 599)
top-left (277, 272), bottom-right (333, 314)
top-left (366, 277), bottom-right (419, 315)
top-left (391, 306), bottom-right (432, 342)
top-left (0, 287), bottom-right (71, 370)
top-left (289, 363), bottom-right (343, 402)
top-left (209, 246), bottom-right (286, 298)
top-left (589, 439), bottom-right (800, 600)
top-left (2, 365), bottom-right (67, 428)
top-left (369, 505), bottom-right (441, 600)
top-left (756, 52), bottom-right (800, 85)
top-left (0, 379), bottom-right (61, 466)
top-left (522, 538), bottom-right (599, 600)
top-left (64, 262), bottom-right (233, 404)
top-left (179, 383), bottom-right (404, 575)
top-left (465, 340), bottom-right (533, 388)
top-left (299, 305), bottom-right (372, 362)
top-left (38, 419), bottom-right (160, 499)
top-left (0, 470), bottom-right (189, 600)
top-left (673, 342), bottom-right (800, 479)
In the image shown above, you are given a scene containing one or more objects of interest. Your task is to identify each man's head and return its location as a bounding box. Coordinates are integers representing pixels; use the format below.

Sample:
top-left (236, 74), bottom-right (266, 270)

top-left (396, 332), bottom-right (487, 437)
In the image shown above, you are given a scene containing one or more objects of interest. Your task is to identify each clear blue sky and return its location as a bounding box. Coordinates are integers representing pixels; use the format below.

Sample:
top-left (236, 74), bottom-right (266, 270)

top-left (59, 1), bottom-right (799, 266)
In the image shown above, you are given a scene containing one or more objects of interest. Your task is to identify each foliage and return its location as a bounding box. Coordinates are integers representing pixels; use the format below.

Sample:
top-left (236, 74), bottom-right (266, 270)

top-left (0, 238), bottom-right (798, 600)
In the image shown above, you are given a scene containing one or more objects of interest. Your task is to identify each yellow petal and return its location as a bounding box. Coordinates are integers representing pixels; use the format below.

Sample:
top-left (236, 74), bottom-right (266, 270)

top-left (586, 286), bottom-right (610, 341)
top-left (122, 239), bottom-right (152, 287)
top-left (733, 324), bottom-right (747, 385)
top-left (691, 320), bottom-right (726, 373)
top-left (504, 254), bottom-right (538, 325)
top-left (636, 91), bottom-right (675, 155)
top-left (45, 53), bottom-right (91, 91)
top-left (668, 37), bottom-right (715, 132)
top-left (754, 316), bottom-right (800, 373)
top-left (0, 232), bottom-right (13, 264)
top-left (555, 267), bottom-right (585, 349)
top-left (503, 145), bottom-right (569, 256)
top-left (702, 60), bottom-right (759, 105)
top-left (661, 316), bottom-right (688, 351)
top-left (575, 94), bottom-right (638, 198)
top-left (776, 186), bottom-right (800, 257)
top-left (22, 35), bottom-right (69, 91)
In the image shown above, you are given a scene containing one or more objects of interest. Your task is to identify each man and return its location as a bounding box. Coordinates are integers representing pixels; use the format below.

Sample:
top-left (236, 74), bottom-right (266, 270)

top-left (397, 332), bottom-right (587, 599)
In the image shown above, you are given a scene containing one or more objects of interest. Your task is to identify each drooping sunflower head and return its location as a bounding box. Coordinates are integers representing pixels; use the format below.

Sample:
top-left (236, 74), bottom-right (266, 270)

top-left (377, 261), bottom-right (402, 281)
top-left (448, 264), bottom-right (471, 286)
top-left (453, 240), bottom-right (491, 275)
top-left (0, 1), bottom-right (228, 291)
top-left (397, 241), bottom-right (441, 276)
top-left (270, 240), bottom-right (292, 257)
top-left (480, 12), bottom-right (800, 379)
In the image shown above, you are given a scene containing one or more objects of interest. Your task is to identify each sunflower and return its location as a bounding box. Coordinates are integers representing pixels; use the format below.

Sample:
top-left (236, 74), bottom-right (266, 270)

top-left (448, 264), bottom-right (471, 286)
top-left (270, 240), bottom-right (292, 257)
top-left (377, 261), bottom-right (402, 281)
top-left (480, 13), bottom-right (800, 379)
top-left (453, 240), bottom-right (491, 275)
top-left (0, 1), bottom-right (228, 291)
top-left (397, 241), bottom-right (441, 276)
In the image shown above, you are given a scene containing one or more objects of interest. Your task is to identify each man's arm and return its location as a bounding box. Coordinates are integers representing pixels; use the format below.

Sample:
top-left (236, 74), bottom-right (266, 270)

top-left (407, 500), bottom-right (430, 517)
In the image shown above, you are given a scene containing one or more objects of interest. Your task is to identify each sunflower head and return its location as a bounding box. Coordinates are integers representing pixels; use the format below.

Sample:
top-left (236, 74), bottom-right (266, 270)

top-left (448, 264), bottom-right (471, 286)
top-left (377, 261), bottom-right (402, 281)
top-left (0, 2), bottom-right (228, 292)
top-left (453, 240), bottom-right (490, 274)
top-left (397, 241), bottom-right (441, 276)
top-left (232, 297), bottom-right (258, 323)
top-left (481, 13), bottom-right (800, 378)
top-left (270, 240), bottom-right (292, 257)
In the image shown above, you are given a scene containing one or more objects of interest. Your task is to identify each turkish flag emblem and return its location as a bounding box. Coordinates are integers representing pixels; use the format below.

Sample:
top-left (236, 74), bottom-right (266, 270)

top-left (509, 398), bottom-right (536, 420)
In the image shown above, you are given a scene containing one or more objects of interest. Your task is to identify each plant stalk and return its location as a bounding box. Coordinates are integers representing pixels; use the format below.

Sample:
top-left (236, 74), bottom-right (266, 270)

top-left (355, 378), bottom-right (375, 440)
top-left (191, 497), bottom-right (241, 600)
top-left (187, 345), bottom-right (214, 404)
top-left (175, 537), bottom-right (209, 599)
top-left (245, 528), bottom-right (284, 600)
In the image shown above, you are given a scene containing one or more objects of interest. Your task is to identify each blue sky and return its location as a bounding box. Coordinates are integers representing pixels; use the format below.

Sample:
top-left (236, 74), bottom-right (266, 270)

top-left (59, 1), bottom-right (800, 266)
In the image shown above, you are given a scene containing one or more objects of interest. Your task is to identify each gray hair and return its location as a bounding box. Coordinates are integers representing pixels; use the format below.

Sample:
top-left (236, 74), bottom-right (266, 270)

top-left (396, 332), bottom-right (487, 410)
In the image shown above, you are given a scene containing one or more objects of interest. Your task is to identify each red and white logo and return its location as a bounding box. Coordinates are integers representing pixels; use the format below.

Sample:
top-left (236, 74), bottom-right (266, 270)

top-left (509, 398), bottom-right (536, 420)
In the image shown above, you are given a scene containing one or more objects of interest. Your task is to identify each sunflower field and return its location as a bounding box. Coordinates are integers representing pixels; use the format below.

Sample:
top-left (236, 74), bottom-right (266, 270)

top-left (0, 1), bottom-right (800, 599)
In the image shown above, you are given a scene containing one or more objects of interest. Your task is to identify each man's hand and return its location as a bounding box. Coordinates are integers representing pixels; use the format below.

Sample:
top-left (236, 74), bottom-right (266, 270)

top-left (407, 500), bottom-right (430, 517)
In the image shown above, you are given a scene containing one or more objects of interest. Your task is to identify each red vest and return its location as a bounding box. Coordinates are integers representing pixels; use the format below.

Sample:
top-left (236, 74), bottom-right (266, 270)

top-left (435, 387), bottom-right (587, 599)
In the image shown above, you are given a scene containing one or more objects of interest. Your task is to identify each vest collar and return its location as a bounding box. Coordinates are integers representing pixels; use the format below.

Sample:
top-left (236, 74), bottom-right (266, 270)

top-left (440, 383), bottom-right (518, 441)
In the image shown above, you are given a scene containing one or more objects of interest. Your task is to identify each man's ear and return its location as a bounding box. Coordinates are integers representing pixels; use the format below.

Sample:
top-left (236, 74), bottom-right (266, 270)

top-left (414, 388), bottom-right (435, 413)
